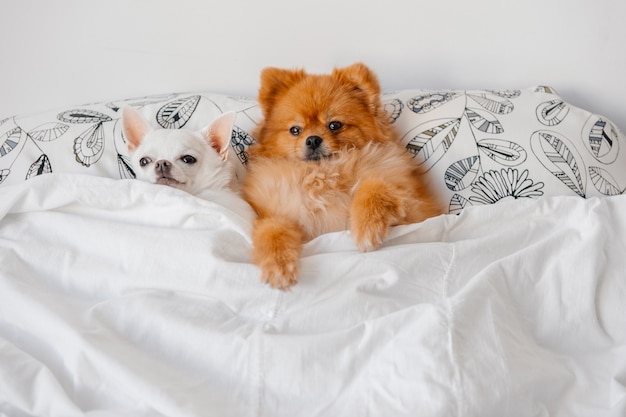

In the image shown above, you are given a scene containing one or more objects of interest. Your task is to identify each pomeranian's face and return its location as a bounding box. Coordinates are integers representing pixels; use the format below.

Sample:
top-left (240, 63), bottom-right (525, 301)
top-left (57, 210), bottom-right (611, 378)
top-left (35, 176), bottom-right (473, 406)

top-left (255, 63), bottom-right (389, 161)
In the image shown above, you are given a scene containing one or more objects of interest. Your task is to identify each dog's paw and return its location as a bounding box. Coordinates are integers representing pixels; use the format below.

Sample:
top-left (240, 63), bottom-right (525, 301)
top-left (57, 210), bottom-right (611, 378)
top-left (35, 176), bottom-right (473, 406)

top-left (252, 217), bottom-right (303, 290)
top-left (350, 178), bottom-right (404, 252)
top-left (260, 261), bottom-right (299, 290)
top-left (351, 218), bottom-right (388, 252)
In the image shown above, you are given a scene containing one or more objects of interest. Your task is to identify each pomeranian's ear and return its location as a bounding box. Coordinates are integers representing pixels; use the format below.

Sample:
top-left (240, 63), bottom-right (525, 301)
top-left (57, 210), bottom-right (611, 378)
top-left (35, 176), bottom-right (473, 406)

top-left (121, 106), bottom-right (152, 152)
top-left (333, 62), bottom-right (382, 102)
top-left (201, 111), bottom-right (236, 162)
top-left (257, 67), bottom-right (306, 114)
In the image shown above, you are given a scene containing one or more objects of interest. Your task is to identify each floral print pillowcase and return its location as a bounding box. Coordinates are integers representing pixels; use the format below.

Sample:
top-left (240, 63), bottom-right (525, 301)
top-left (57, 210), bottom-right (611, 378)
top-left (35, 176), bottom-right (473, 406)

top-left (385, 87), bottom-right (626, 213)
top-left (1, 88), bottom-right (624, 214)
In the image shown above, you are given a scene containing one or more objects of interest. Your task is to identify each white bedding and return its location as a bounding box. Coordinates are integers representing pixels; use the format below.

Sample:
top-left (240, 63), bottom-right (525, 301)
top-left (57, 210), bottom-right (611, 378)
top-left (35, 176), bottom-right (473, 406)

top-left (1, 173), bottom-right (625, 417)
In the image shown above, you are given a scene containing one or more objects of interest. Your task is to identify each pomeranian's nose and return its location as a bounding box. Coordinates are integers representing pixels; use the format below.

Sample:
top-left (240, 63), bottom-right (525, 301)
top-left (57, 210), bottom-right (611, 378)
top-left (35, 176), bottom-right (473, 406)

top-left (306, 135), bottom-right (323, 150)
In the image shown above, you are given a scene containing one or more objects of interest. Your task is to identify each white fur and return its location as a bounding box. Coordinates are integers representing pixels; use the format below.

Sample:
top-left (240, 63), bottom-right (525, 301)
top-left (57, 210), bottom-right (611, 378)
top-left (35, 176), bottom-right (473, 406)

top-left (121, 107), bottom-right (237, 198)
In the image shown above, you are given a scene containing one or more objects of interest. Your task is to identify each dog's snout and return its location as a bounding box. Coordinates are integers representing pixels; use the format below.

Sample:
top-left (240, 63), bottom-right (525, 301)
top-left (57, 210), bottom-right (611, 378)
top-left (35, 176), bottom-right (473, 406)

top-left (155, 160), bottom-right (171, 172)
top-left (306, 135), bottom-right (323, 150)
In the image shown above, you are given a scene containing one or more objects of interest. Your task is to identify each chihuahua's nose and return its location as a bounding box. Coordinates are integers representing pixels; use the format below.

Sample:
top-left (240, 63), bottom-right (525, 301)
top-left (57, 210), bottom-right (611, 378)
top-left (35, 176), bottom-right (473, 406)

top-left (306, 135), bottom-right (323, 150)
top-left (155, 160), bottom-right (171, 173)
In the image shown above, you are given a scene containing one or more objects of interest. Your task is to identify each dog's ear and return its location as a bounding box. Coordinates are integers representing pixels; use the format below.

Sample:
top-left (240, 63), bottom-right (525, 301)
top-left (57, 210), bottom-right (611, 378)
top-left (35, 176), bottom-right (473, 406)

top-left (333, 62), bottom-right (382, 103)
top-left (121, 106), bottom-right (152, 152)
top-left (201, 111), bottom-right (236, 162)
top-left (258, 67), bottom-right (306, 115)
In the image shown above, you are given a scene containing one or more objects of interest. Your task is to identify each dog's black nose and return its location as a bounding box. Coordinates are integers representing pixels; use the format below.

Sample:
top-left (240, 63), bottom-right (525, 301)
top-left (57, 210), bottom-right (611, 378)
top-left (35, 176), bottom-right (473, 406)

top-left (306, 135), bottom-right (323, 150)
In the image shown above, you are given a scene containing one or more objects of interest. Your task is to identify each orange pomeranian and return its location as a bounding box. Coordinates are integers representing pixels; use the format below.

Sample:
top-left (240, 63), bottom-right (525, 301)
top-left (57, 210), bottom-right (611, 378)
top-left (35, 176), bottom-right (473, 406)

top-left (242, 63), bottom-right (442, 290)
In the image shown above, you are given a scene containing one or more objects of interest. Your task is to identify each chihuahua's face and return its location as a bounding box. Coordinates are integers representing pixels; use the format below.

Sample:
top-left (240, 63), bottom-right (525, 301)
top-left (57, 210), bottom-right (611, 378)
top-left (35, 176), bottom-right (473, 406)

top-left (254, 63), bottom-right (390, 162)
top-left (130, 129), bottom-right (226, 193)
top-left (122, 107), bottom-right (236, 195)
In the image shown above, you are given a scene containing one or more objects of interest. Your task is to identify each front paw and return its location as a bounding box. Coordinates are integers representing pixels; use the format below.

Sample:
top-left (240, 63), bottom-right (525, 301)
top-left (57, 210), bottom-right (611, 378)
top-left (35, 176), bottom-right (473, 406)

top-left (259, 259), bottom-right (299, 290)
top-left (252, 217), bottom-right (303, 290)
top-left (350, 179), bottom-right (404, 252)
top-left (351, 218), bottom-right (388, 252)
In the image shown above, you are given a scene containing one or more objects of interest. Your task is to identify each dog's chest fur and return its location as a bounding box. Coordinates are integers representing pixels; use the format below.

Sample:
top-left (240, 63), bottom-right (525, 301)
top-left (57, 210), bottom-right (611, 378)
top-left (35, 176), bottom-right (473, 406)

top-left (246, 142), bottom-right (410, 241)
top-left (257, 158), bottom-right (354, 240)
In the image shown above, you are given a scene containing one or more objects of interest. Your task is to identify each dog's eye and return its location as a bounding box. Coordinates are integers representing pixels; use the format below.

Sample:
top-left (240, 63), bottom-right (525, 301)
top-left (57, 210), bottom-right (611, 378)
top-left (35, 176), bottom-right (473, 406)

top-left (289, 126), bottom-right (302, 136)
top-left (140, 157), bottom-right (151, 167)
top-left (181, 155), bottom-right (197, 164)
top-left (328, 121), bottom-right (344, 131)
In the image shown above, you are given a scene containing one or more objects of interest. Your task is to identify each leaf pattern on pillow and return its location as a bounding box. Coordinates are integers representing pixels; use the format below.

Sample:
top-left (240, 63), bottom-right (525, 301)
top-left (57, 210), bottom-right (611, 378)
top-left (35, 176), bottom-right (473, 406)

top-left (0, 127), bottom-right (25, 157)
top-left (26, 154), bottom-right (52, 179)
top-left (477, 139), bottom-right (527, 166)
top-left (398, 89), bottom-right (554, 210)
top-left (468, 93), bottom-right (514, 115)
top-left (231, 125), bottom-right (255, 167)
top-left (486, 90), bottom-right (521, 99)
top-left (0, 169), bottom-right (9, 185)
top-left (445, 155), bottom-right (480, 191)
top-left (1, 89), bottom-right (624, 212)
top-left (117, 154), bottom-right (135, 179)
top-left (535, 86), bottom-right (558, 94)
top-left (106, 94), bottom-right (178, 112)
top-left (156, 95), bottom-right (200, 129)
top-left (449, 193), bottom-right (471, 215)
top-left (405, 118), bottom-right (461, 169)
top-left (407, 92), bottom-right (461, 114)
top-left (589, 166), bottom-right (622, 195)
top-left (383, 99), bottom-right (403, 123)
top-left (530, 131), bottom-right (585, 197)
top-left (401, 89), bottom-right (548, 210)
top-left (585, 118), bottom-right (619, 164)
top-left (29, 123), bottom-right (69, 142)
top-left (73, 122), bottom-right (105, 167)
top-left (536, 100), bottom-right (569, 126)
top-left (57, 109), bottom-right (112, 124)
top-left (465, 108), bottom-right (504, 134)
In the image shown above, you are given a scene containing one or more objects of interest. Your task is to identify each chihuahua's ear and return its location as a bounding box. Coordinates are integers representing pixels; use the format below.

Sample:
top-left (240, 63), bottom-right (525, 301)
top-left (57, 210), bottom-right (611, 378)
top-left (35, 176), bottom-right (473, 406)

top-left (201, 111), bottom-right (236, 162)
top-left (333, 63), bottom-right (382, 107)
top-left (121, 106), bottom-right (152, 152)
top-left (257, 67), bottom-right (306, 115)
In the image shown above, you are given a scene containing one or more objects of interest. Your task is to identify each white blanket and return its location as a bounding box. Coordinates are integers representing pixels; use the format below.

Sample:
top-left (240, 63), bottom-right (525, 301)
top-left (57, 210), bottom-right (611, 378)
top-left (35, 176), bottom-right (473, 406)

top-left (0, 174), bottom-right (624, 417)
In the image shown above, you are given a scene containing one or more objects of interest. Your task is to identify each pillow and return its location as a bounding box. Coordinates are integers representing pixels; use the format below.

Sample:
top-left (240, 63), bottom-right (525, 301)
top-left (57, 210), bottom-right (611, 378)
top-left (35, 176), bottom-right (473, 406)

top-left (1, 88), bottom-right (624, 214)
top-left (387, 87), bottom-right (626, 213)
top-left (0, 93), bottom-right (261, 188)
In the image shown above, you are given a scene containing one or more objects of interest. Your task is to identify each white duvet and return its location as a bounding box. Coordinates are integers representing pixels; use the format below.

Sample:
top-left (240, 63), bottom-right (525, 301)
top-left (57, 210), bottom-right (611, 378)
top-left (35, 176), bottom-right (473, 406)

top-left (0, 174), bottom-right (625, 417)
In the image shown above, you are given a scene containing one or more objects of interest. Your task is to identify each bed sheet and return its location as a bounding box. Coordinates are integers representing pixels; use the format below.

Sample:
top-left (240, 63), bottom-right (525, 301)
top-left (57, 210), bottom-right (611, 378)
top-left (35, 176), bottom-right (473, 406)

top-left (0, 173), bottom-right (625, 417)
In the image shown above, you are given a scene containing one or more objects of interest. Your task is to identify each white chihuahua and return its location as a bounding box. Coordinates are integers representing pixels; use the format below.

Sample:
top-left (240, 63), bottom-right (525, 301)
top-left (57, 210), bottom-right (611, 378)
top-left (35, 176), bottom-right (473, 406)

top-left (121, 106), bottom-right (237, 196)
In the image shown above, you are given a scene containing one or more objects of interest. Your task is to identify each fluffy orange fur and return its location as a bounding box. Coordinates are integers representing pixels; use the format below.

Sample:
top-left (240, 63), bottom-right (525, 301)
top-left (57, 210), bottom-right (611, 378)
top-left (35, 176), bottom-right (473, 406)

top-left (242, 63), bottom-right (442, 289)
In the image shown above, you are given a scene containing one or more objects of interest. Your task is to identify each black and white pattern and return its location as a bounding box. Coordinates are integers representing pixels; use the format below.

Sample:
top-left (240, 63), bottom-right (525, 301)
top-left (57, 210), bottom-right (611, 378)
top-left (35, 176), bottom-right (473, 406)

top-left (390, 87), bottom-right (626, 213)
top-left (1, 87), bottom-right (624, 214)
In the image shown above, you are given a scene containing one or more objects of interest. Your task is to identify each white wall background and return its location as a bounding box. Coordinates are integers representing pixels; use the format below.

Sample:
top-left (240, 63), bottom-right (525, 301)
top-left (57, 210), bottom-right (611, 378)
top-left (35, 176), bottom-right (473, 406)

top-left (2, 0), bottom-right (625, 129)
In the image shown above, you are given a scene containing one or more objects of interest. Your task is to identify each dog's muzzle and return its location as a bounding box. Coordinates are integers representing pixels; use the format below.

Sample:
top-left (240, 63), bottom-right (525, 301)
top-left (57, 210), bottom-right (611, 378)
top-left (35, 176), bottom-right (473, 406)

top-left (155, 160), bottom-right (172, 175)
top-left (304, 135), bottom-right (327, 161)
top-left (306, 135), bottom-right (323, 150)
